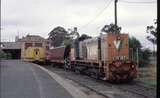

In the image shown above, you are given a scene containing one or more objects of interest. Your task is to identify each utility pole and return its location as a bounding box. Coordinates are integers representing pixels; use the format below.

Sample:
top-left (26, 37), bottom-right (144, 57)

top-left (153, 40), bottom-right (155, 57)
top-left (136, 48), bottom-right (139, 68)
top-left (0, 28), bottom-right (1, 61)
top-left (0, 28), bottom-right (2, 51)
top-left (115, 0), bottom-right (118, 34)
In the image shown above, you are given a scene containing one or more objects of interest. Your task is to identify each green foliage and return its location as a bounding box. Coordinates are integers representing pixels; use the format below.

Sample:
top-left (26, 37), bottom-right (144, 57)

top-left (48, 27), bottom-right (81, 47)
top-left (63, 27), bottom-right (80, 46)
top-left (139, 49), bottom-right (151, 67)
top-left (129, 37), bottom-right (142, 50)
top-left (101, 23), bottom-right (121, 34)
top-left (0, 50), bottom-right (7, 58)
top-left (146, 19), bottom-right (157, 44)
top-left (48, 26), bottom-right (68, 47)
top-left (0, 51), bottom-right (12, 59)
top-left (6, 53), bottom-right (12, 59)
top-left (129, 37), bottom-right (151, 67)
top-left (78, 34), bottom-right (92, 41)
top-left (68, 27), bottom-right (80, 39)
top-left (62, 38), bottom-right (73, 46)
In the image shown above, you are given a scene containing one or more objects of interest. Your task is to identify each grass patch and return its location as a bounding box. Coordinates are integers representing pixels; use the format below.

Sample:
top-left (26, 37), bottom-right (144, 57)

top-left (139, 78), bottom-right (157, 87)
top-left (138, 67), bottom-right (156, 87)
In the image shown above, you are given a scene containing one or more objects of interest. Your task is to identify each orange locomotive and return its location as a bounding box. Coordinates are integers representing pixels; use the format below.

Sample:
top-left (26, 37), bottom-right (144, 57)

top-left (46, 33), bottom-right (137, 82)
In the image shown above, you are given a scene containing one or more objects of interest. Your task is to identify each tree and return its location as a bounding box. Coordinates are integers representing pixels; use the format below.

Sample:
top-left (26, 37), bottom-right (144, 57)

top-left (0, 50), bottom-right (7, 59)
top-left (139, 48), bottom-right (151, 67)
top-left (129, 37), bottom-right (142, 51)
top-left (63, 27), bottom-right (80, 46)
top-left (129, 36), bottom-right (151, 67)
top-left (48, 26), bottom-right (68, 47)
top-left (146, 19), bottom-right (157, 44)
top-left (101, 23), bottom-right (121, 34)
top-left (48, 26), bottom-right (82, 47)
top-left (68, 27), bottom-right (80, 40)
top-left (146, 19), bottom-right (157, 56)
top-left (78, 34), bottom-right (92, 41)
top-left (129, 37), bottom-right (142, 63)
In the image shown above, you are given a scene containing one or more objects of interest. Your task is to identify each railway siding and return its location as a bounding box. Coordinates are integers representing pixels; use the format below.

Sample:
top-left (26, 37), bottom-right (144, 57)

top-left (43, 65), bottom-right (156, 98)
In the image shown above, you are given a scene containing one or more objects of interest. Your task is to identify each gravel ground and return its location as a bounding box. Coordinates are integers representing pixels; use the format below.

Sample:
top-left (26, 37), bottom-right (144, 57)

top-left (138, 67), bottom-right (157, 87)
top-left (43, 65), bottom-right (157, 98)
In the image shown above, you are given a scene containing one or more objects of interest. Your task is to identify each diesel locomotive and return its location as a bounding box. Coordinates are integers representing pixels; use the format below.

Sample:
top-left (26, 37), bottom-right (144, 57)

top-left (45, 33), bottom-right (137, 82)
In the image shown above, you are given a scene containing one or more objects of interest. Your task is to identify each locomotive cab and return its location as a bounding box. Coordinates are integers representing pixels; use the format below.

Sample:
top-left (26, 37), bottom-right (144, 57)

top-left (102, 33), bottom-right (137, 82)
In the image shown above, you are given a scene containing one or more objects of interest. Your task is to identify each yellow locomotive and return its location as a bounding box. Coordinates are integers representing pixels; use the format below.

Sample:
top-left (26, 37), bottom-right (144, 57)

top-left (24, 47), bottom-right (45, 62)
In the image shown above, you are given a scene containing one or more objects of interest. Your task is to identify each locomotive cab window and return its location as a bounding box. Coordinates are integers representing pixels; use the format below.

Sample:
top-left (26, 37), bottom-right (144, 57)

top-left (36, 51), bottom-right (38, 55)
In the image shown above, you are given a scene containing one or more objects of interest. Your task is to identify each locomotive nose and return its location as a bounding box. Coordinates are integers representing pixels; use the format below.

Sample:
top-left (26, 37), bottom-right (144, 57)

top-left (114, 61), bottom-right (122, 67)
top-left (109, 61), bottom-right (137, 82)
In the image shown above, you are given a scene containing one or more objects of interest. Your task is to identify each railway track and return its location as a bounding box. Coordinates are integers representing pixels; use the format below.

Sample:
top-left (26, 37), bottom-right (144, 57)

top-left (42, 65), bottom-right (156, 98)
top-left (97, 78), bottom-right (156, 98)
top-left (111, 82), bottom-right (156, 98)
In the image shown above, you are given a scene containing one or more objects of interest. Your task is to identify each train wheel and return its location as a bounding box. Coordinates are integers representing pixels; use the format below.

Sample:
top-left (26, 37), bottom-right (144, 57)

top-left (64, 57), bottom-right (71, 70)
top-left (74, 66), bottom-right (82, 74)
top-left (75, 69), bottom-right (81, 74)
top-left (95, 72), bottom-right (100, 80)
top-left (64, 61), bottom-right (67, 71)
top-left (70, 65), bottom-right (75, 72)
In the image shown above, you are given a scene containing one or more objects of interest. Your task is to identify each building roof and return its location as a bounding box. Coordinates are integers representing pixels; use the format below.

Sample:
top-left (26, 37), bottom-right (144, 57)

top-left (1, 42), bottom-right (22, 49)
top-left (17, 34), bottom-right (49, 42)
top-left (1, 34), bottom-right (50, 50)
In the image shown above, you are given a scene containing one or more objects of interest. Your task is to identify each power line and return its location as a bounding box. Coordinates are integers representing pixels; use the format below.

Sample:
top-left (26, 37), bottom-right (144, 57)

top-left (79, 0), bottom-right (113, 30)
top-left (120, 0), bottom-right (156, 4)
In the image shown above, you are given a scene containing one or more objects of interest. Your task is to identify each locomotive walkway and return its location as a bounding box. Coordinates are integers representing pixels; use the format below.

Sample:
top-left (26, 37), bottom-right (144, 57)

top-left (0, 60), bottom-right (89, 98)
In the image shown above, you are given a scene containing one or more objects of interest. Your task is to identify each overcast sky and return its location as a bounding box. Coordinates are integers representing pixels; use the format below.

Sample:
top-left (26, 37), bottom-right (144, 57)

top-left (1, 0), bottom-right (157, 50)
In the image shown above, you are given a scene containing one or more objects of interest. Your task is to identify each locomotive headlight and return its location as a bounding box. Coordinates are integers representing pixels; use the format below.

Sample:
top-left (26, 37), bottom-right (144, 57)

top-left (114, 62), bottom-right (121, 67)
top-left (131, 65), bottom-right (135, 68)
top-left (115, 64), bottom-right (120, 67)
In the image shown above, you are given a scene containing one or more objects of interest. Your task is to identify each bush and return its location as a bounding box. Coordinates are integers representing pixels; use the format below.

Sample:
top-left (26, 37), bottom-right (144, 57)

top-left (139, 49), bottom-right (151, 67)
top-left (0, 51), bottom-right (7, 59)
